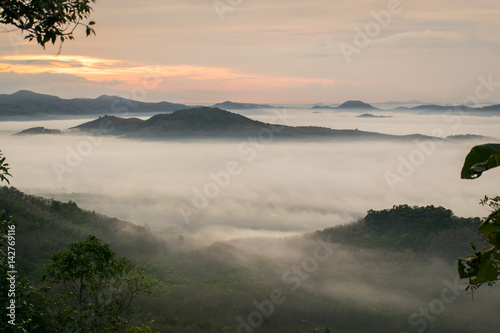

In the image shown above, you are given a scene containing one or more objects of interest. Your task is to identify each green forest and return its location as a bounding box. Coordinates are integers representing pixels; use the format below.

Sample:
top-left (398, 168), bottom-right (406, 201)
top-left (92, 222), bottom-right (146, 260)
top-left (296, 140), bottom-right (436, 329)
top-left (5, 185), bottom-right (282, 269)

top-left (1, 185), bottom-right (499, 332)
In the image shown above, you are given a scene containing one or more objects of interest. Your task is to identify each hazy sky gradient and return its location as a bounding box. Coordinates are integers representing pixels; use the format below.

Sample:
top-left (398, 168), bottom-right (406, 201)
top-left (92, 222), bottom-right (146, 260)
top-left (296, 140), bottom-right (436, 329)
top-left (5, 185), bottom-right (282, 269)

top-left (1, 0), bottom-right (500, 104)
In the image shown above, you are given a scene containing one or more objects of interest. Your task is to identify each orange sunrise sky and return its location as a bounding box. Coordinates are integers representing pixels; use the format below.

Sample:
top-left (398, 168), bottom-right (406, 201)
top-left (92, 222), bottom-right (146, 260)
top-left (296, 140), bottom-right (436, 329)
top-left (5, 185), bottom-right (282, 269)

top-left (1, 0), bottom-right (499, 104)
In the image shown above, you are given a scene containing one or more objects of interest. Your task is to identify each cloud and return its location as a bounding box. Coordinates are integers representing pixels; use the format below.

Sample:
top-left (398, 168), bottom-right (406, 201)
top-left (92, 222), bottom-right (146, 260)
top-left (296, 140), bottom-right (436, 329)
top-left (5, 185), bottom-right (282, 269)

top-left (1, 111), bottom-right (498, 245)
top-left (375, 30), bottom-right (468, 47)
top-left (0, 71), bottom-right (124, 97)
top-left (0, 54), bottom-right (336, 102)
top-left (0, 71), bottom-right (122, 98)
top-left (1, 1), bottom-right (499, 105)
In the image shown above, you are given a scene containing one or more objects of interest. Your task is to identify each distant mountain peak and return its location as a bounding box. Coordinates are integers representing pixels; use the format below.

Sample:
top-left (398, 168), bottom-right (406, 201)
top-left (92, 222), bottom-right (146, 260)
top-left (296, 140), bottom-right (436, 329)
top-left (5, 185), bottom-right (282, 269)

top-left (13, 89), bottom-right (33, 95)
top-left (72, 115), bottom-right (144, 133)
top-left (15, 126), bottom-right (61, 136)
top-left (356, 113), bottom-right (392, 118)
top-left (11, 90), bottom-right (61, 99)
top-left (95, 94), bottom-right (116, 100)
top-left (146, 107), bottom-right (260, 127)
top-left (12, 89), bottom-right (37, 95)
top-left (337, 100), bottom-right (377, 109)
top-left (212, 101), bottom-right (275, 110)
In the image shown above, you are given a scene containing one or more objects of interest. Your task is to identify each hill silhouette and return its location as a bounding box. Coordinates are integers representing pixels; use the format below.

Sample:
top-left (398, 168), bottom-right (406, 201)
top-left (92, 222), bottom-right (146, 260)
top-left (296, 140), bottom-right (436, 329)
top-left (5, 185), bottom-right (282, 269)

top-left (337, 100), bottom-right (377, 110)
top-left (212, 101), bottom-right (275, 110)
top-left (0, 90), bottom-right (191, 119)
top-left (356, 113), bottom-right (392, 118)
top-left (315, 204), bottom-right (484, 257)
top-left (1, 91), bottom-right (499, 119)
top-left (15, 126), bottom-right (61, 135)
top-left (68, 107), bottom-right (435, 141)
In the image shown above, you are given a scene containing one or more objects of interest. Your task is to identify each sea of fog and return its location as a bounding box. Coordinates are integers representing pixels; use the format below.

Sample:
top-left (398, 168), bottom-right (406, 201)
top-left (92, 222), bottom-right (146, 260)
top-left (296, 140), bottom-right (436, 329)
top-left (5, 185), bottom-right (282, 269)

top-left (1, 108), bottom-right (499, 244)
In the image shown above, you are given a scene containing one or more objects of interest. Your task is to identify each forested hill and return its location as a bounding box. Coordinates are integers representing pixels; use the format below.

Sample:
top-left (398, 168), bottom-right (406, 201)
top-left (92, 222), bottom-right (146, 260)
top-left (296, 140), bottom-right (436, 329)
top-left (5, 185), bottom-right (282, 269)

top-left (315, 204), bottom-right (484, 258)
top-left (1, 187), bottom-right (495, 333)
top-left (0, 186), bottom-right (167, 278)
top-left (50, 107), bottom-right (436, 141)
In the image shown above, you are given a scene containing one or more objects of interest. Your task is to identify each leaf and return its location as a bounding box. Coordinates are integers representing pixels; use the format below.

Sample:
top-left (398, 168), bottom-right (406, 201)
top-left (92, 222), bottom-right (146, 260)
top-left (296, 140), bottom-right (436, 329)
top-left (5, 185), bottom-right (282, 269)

top-left (461, 143), bottom-right (500, 179)
top-left (478, 210), bottom-right (500, 239)
top-left (472, 257), bottom-right (499, 285)
top-left (458, 254), bottom-right (479, 279)
top-left (494, 233), bottom-right (500, 249)
top-left (479, 219), bottom-right (500, 235)
top-left (459, 244), bottom-right (500, 286)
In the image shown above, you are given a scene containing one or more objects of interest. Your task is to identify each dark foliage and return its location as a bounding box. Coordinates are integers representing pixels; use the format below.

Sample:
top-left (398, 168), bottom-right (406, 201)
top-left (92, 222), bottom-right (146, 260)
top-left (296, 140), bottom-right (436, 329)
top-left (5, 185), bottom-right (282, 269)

top-left (316, 204), bottom-right (483, 256)
top-left (0, 0), bottom-right (95, 47)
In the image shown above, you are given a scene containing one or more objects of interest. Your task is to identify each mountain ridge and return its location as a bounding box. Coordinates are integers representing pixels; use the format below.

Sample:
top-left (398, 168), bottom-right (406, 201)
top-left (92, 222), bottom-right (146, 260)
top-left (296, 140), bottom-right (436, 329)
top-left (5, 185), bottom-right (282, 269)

top-left (16, 106), bottom-right (450, 142)
top-left (1, 91), bottom-right (499, 119)
top-left (0, 90), bottom-right (192, 119)
top-left (212, 101), bottom-right (275, 110)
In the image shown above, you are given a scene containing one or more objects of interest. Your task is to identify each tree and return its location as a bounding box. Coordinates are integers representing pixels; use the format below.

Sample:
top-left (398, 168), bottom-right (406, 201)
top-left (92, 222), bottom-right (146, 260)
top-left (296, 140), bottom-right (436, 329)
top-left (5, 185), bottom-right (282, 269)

top-left (0, 150), bottom-right (12, 184)
top-left (0, 0), bottom-right (96, 47)
top-left (458, 143), bottom-right (500, 291)
top-left (43, 235), bottom-right (156, 332)
top-left (0, 157), bottom-right (155, 332)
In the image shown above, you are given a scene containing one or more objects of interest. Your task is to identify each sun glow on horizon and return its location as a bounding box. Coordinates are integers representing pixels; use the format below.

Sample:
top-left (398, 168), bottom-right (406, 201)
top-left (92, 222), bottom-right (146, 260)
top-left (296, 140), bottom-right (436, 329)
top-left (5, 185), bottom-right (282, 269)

top-left (0, 54), bottom-right (338, 101)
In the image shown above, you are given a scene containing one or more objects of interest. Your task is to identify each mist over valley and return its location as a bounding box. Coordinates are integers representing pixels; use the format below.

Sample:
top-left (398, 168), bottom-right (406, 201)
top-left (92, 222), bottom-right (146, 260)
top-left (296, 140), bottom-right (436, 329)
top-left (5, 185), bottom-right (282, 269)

top-left (1, 97), bottom-right (500, 333)
top-left (2, 106), bottom-right (498, 243)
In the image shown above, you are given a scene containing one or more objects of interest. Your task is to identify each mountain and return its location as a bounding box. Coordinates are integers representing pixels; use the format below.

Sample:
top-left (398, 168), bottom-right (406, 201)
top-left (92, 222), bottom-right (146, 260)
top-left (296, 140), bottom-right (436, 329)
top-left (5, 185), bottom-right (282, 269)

top-left (17, 107), bottom-right (492, 142)
top-left (379, 100), bottom-right (426, 106)
top-left (315, 204), bottom-right (484, 257)
top-left (71, 107), bottom-right (267, 138)
top-left (0, 187), bottom-right (167, 278)
top-left (312, 101), bottom-right (377, 111)
top-left (68, 107), bottom-right (437, 141)
top-left (0, 90), bottom-right (192, 119)
top-left (392, 103), bottom-right (500, 114)
top-left (479, 104), bottom-right (500, 112)
top-left (446, 134), bottom-right (497, 141)
top-left (356, 113), bottom-right (392, 118)
top-left (3, 91), bottom-right (499, 119)
top-left (14, 126), bottom-right (61, 135)
top-left (337, 100), bottom-right (378, 110)
top-left (212, 101), bottom-right (275, 110)
top-left (406, 104), bottom-right (473, 112)
top-left (0, 90), bottom-right (80, 117)
top-left (73, 115), bottom-right (144, 134)
top-left (321, 100), bottom-right (500, 114)
top-left (312, 105), bottom-right (336, 109)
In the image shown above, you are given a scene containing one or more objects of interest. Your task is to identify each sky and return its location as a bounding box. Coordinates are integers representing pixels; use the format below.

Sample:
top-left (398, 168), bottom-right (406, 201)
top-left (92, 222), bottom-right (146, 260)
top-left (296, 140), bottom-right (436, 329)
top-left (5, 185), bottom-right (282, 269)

top-left (1, 0), bottom-right (500, 104)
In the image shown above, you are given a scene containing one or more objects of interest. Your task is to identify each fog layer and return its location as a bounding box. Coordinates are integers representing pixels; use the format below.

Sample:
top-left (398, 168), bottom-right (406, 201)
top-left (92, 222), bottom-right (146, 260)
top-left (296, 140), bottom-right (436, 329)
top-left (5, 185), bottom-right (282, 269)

top-left (1, 110), bottom-right (498, 244)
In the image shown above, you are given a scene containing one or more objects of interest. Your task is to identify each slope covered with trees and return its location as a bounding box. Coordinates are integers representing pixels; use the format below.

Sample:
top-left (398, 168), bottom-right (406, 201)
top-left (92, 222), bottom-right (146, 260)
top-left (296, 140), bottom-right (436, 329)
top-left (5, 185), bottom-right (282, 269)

top-left (316, 204), bottom-right (484, 258)
top-left (2, 186), bottom-right (500, 332)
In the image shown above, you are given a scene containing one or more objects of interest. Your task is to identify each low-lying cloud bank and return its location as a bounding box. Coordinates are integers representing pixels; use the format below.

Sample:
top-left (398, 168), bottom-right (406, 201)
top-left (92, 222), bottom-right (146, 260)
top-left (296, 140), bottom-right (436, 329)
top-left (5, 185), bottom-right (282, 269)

top-left (1, 111), bottom-right (498, 244)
